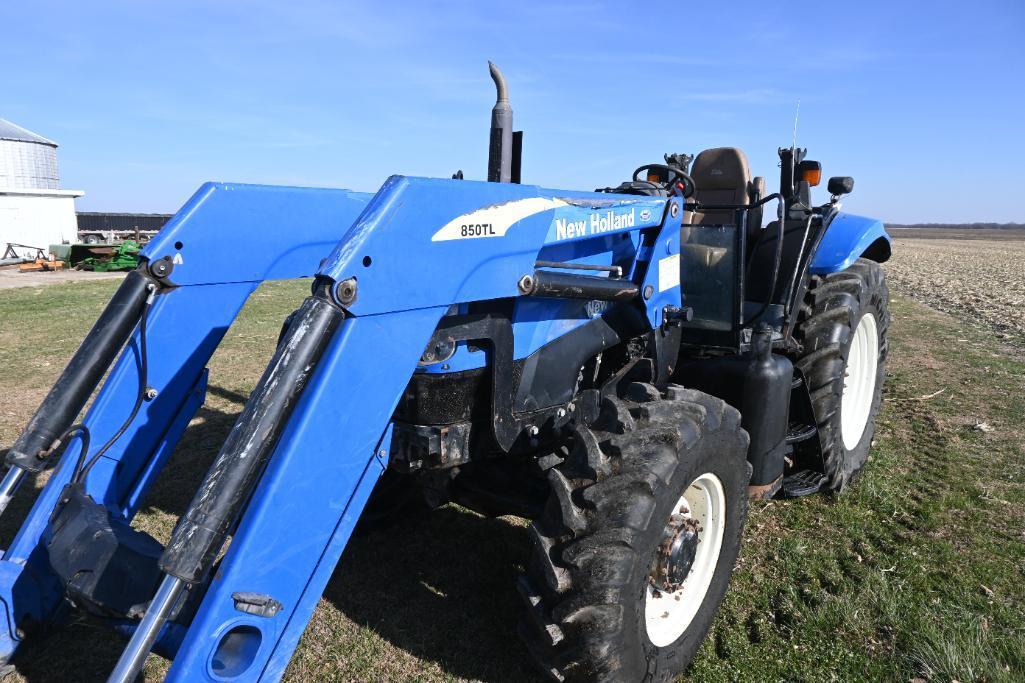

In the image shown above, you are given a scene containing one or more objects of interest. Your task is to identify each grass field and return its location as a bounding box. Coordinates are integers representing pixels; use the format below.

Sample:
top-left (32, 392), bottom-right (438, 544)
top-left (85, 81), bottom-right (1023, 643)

top-left (0, 269), bottom-right (1023, 682)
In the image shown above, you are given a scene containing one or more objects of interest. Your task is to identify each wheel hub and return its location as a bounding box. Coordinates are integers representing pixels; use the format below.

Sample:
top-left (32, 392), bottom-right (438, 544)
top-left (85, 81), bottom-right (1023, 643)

top-left (644, 473), bottom-right (726, 647)
top-left (651, 512), bottom-right (702, 593)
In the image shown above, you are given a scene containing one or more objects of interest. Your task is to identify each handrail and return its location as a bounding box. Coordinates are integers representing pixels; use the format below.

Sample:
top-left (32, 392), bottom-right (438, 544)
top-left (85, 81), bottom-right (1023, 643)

top-left (685, 192), bottom-right (783, 213)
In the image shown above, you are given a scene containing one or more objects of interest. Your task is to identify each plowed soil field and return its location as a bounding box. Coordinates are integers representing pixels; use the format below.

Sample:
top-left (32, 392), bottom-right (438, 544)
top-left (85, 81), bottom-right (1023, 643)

top-left (886, 229), bottom-right (1025, 342)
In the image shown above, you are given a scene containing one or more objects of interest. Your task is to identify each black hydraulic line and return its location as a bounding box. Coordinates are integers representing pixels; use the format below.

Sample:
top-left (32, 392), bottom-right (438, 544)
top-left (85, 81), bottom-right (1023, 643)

top-left (76, 298), bottom-right (154, 484)
top-left (524, 270), bottom-right (640, 302)
top-left (159, 287), bottom-right (345, 584)
top-left (5, 269), bottom-right (156, 473)
top-left (780, 212), bottom-right (815, 321)
top-left (747, 204), bottom-right (787, 325)
top-left (62, 426), bottom-right (91, 482)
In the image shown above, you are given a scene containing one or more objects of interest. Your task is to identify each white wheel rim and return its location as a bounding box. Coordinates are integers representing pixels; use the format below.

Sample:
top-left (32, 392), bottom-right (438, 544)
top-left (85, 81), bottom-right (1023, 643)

top-left (840, 312), bottom-right (879, 451)
top-left (644, 472), bottom-right (726, 647)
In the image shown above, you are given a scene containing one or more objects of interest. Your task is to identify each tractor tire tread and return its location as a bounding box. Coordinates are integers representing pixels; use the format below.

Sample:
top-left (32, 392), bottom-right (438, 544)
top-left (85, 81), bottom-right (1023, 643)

top-left (519, 384), bottom-right (749, 681)
top-left (792, 258), bottom-right (889, 491)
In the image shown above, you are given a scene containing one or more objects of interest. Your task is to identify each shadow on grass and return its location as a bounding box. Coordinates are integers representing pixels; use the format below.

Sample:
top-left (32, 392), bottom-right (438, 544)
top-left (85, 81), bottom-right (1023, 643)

top-left (3, 384), bottom-right (543, 682)
top-left (325, 507), bottom-right (544, 682)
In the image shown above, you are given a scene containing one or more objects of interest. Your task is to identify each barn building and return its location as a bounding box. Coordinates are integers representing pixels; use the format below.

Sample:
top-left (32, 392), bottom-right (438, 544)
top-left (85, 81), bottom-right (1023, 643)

top-left (0, 118), bottom-right (83, 259)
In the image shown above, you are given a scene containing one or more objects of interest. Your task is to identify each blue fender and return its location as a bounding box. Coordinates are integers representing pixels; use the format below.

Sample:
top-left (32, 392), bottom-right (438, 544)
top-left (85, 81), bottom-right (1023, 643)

top-left (808, 212), bottom-right (891, 275)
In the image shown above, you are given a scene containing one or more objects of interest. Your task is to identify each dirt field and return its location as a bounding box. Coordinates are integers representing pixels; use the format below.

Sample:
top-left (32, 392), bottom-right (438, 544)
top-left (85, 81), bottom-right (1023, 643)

top-left (888, 227), bottom-right (1025, 241)
top-left (886, 229), bottom-right (1025, 342)
top-left (0, 268), bottom-right (125, 290)
top-left (0, 271), bottom-right (1022, 682)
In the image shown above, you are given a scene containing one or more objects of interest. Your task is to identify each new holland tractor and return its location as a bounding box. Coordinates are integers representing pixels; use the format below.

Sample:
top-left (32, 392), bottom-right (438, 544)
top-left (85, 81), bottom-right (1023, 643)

top-left (0, 64), bottom-right (890, 682)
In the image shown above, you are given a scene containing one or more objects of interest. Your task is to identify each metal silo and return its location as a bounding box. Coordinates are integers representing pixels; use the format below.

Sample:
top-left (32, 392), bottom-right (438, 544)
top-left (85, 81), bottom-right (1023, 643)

top-left (0, 118), bottom-right (60, 190)
top-left (0, 118), bottom-right (82, 259)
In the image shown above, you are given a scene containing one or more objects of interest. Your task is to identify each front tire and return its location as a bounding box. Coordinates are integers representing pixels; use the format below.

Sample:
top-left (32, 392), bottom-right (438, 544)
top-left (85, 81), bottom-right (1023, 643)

top-left (793, 258), bottom-right (890, 491)
top-left (519, 383), bottom-right (750, 681)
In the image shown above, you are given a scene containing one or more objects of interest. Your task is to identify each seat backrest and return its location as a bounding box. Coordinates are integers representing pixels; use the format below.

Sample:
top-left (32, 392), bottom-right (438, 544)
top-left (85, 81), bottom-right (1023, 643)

top-left (689, 147), bottom-right (752, 226)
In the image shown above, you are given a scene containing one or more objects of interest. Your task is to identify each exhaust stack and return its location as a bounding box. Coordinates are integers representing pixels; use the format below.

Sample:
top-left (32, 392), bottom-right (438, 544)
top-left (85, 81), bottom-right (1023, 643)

top-left (487, 62), bottom-right (521, 183)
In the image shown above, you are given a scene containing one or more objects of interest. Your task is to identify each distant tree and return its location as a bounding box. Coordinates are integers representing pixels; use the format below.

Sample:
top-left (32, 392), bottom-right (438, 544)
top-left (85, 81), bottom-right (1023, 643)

top-left (886, 222), bottom-right (1025, 230)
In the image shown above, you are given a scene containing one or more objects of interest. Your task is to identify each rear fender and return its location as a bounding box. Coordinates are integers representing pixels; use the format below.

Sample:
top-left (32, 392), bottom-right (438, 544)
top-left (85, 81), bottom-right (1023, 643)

top-left (809, 212), bottom-right (891, 275)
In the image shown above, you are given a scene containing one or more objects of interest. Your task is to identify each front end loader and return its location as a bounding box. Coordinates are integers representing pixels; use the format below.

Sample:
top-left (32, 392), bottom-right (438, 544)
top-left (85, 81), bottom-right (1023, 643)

top-left (0, 64), bottom-right (891, 682)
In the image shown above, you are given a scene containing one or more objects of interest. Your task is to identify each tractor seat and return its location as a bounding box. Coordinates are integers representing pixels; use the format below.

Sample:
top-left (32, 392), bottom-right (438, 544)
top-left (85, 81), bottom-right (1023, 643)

top-left (687, 147), bottom-right (765, 238)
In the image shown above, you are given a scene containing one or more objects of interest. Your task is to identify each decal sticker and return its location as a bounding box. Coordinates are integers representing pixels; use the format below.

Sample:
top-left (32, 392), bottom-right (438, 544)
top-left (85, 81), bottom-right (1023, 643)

top-left (658, 253), bottom-right (680, 292)
top-left (553, 208), bottom-right (636, 241)
top-left (640, 208), bottom-right (652, 221)
top-left (432, 197), bottom-right (567, 242)
top-left (585, 300), bottom-right (610, 319)
top-left (172, 253), bottom-right (184, 265)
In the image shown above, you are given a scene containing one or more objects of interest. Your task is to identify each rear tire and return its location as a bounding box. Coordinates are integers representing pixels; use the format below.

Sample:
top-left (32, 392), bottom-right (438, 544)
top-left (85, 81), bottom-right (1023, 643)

top-left (793, 258), bottom-right (890, 491)
top-left (519, 383), bottom-right (750, 682)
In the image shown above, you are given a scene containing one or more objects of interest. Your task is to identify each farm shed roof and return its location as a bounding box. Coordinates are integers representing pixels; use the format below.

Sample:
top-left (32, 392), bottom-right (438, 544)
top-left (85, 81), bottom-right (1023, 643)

top-left (0, 119), bottom-right (57, 146)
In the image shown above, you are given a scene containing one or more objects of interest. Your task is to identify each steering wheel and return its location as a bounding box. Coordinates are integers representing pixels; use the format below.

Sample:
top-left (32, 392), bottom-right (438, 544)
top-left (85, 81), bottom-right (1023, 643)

top-left (632, 164), bottom-right (696, 198)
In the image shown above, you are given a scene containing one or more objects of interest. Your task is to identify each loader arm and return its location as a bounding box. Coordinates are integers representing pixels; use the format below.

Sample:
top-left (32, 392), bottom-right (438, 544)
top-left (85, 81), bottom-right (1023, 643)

top-left (0, 176), bottom-right (683, 682)
top-left (0, 182), bottom-right (372, 665)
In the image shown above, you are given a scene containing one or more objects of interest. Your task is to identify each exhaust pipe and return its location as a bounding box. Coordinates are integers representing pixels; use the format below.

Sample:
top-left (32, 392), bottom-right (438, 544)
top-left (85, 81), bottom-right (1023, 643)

top-left (487, 61), bottom-right (515, 183)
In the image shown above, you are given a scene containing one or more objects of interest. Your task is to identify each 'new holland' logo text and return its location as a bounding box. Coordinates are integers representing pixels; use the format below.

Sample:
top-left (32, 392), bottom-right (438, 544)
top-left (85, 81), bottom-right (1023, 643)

top-left (555, 209), bottom-right (636, 240)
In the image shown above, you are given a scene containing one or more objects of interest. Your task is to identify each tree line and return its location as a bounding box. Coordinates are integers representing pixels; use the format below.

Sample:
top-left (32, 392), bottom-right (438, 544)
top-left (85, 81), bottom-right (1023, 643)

top-left (886, 222), bottom-right (1025, 230)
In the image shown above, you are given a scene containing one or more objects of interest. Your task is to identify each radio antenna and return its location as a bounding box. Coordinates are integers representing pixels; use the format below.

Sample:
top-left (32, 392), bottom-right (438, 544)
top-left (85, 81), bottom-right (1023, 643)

top-left (792, 98), bottom-right (801, 150)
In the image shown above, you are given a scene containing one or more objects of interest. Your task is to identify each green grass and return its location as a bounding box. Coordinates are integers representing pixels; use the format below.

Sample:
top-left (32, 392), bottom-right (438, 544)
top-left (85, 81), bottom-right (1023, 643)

top-left (0, 281), bottom-right (1022, 682)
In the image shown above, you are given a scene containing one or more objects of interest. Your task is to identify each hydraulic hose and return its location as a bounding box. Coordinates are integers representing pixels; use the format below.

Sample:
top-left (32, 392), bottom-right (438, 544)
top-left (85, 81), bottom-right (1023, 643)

top-left (4, 269), bottom-right (156, 473)
top-left (75, 295), bottom-right (154, 484)
top-left (0, 270), bottom-right (158, 519)
top-left (747, 197), bottom-right (787, 325)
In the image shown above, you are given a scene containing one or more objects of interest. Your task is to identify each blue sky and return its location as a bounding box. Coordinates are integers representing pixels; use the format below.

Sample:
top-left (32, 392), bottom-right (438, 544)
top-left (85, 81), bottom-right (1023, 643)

top-left (2, 0), bottom-right (1023, 223)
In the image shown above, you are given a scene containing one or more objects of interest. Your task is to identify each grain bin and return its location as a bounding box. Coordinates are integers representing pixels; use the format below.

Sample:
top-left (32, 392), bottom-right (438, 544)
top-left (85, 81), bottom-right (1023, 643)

top-left (0, 118), bottom-right (83, 258)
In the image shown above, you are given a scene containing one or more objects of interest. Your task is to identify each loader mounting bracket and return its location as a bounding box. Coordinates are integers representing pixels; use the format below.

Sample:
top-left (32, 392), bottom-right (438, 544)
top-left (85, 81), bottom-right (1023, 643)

top-left (426, 314), bottom-right (519, 450)
top-left (44, 483), bottom-right (164, 619)
top-left (422, 312), bottom-right (597, 452)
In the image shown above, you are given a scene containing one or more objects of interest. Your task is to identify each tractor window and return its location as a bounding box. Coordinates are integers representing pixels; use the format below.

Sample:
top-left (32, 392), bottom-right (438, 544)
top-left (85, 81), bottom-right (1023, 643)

top-left (679, 224), bottom-right (737, 332)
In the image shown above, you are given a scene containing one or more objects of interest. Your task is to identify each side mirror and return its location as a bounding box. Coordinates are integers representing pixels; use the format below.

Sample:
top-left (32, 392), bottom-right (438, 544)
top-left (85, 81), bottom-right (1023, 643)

top-left (827, 176), bottom-right (854, 196)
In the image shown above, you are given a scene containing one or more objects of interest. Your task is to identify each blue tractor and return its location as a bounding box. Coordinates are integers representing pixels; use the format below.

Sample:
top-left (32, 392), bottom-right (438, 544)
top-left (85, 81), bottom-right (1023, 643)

top-left (0, 64), bottom-right (890, 682)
